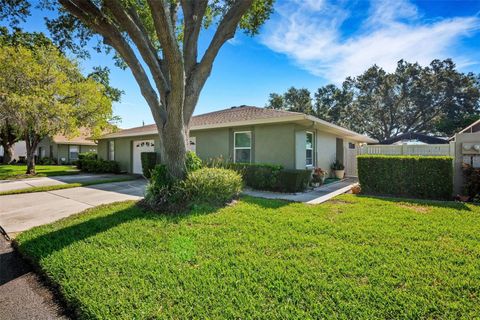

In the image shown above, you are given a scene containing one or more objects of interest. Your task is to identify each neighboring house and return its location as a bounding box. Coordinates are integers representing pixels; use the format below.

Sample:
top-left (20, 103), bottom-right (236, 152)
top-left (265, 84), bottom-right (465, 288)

top-left (377, 132), bottom-right (448, 145)
top-left (36, 129), bottom-right (97, 164)
top-left (449, 119), bottom-right (480, 141)
top-left (97, 106), bottom-right (376, 176)
top-left (0, 141), bottom-right (27, 161)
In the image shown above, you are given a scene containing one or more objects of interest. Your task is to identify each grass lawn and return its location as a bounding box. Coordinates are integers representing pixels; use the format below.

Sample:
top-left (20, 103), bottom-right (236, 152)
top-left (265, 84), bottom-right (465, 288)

top-left (16, 195), bottom-right (480, 319)
top-left (0, 176), bottom-right (138, 196)
top-left (0, 164), bottom-right (79, 180)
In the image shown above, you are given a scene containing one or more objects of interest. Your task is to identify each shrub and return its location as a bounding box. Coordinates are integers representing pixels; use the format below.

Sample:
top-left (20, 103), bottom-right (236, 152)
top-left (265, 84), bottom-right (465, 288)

top-left (141, 152), bottom-right (158, 178)
top-left (276, 169), bottom-right (313, 193)
top-left (226, 163), bottom-right (283, 190)
top-left (81, 159), bottom-right (120, 174)
top-left (331, 160), bottom-right (345, 170)
top-left (76, 152), bottom-right (97, 169)
top-left (462, 163), bottom-right (480, 199)
top-left (185, 151), bottom-right (202, 172)
top-left (38, 157), bottom-right (57, 165)
top-left (357, 155), bottom-right (453, 200)
top-left (182, 168), bottom-right (243, 205)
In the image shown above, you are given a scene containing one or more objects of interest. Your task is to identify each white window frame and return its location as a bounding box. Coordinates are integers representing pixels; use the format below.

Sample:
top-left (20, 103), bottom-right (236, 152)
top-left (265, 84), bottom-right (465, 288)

top-left (306, 131), bottom-right (314, 167)
top-left (109, 140), bottom-right (115, 161)
top-left (69, 145), bottom-right (79, 161)
top-left (234, 131), bottom-right (252, 163)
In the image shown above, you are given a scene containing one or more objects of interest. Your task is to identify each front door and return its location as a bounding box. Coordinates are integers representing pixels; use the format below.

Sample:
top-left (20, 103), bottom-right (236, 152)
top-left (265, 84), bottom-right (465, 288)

top-left (133, 140), bottom-right (155, 174)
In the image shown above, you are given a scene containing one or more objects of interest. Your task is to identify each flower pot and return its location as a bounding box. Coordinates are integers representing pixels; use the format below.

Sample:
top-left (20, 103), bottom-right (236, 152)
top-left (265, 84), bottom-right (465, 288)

top-left (334, 170), bottom-right (344, 179)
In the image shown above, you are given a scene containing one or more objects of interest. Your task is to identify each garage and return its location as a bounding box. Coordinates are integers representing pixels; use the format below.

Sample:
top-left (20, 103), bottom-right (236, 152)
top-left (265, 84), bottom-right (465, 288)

top-left (132, 140), bottom-right (155, 174)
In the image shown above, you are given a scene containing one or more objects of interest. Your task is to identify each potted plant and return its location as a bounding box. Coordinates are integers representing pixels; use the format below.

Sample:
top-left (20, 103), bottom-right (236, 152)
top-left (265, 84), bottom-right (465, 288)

top-left (312, 167), bottom-right (327, 186)
top-left (331, 160), bottom-right (345, 179)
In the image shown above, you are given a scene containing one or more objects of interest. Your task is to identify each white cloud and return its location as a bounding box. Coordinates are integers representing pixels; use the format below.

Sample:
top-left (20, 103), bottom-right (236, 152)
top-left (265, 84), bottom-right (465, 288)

top-left (261, 0), bottom-right (480, 83)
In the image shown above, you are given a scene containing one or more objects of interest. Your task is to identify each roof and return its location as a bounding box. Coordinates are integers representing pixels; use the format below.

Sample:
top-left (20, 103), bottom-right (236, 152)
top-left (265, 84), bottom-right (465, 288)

top-left (457, 118), bottom-right (480, 135)
top-left (52, 128), bottom-right (97, 146)
top-left (377, 132), bottom-right (448, 145)
top-left (100, 106), bottom-right (377, 143)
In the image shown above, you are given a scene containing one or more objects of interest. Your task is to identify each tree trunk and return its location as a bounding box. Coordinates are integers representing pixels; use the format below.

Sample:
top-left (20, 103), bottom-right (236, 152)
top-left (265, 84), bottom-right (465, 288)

top-left (25, 133), bottom-right (39, 175)
top-left (1, 142), bottom-right (14, 164)
top-left (158, 111), bottom-right (187, 180)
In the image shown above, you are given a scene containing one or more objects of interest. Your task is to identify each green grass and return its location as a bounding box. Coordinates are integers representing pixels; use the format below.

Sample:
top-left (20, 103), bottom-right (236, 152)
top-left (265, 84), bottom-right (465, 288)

top-left (15, 195), bottom-right (480, 319)
top-left (0, 177), bottom-right (138, 196)
top-left (0, 164), bottom-right (79, 180)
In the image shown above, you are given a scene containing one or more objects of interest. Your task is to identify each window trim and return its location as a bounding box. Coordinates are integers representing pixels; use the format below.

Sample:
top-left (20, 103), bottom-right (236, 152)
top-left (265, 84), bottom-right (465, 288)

top-left (306, 131), bottom-right (314, 167)
top-left (109, 140), bottom-right (115, 161)
top-left (69, 145), bottom-right (79, 161)
top-left (234, 131), bottom-right (252, 163)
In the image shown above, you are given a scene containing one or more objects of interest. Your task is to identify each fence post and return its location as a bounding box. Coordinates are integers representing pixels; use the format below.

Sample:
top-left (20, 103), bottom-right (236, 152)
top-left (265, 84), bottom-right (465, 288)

top-left (401, 144), bottom-right (406, 155)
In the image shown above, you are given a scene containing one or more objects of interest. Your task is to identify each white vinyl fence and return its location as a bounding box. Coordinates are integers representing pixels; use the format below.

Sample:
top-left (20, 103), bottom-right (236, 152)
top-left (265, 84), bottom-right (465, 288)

top-left (359, 143), bottom-right (454, 156)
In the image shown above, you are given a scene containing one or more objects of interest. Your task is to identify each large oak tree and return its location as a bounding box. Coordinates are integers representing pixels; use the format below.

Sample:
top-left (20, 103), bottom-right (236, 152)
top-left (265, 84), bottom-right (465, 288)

top-left (2, 0), bottom-right (275, 179)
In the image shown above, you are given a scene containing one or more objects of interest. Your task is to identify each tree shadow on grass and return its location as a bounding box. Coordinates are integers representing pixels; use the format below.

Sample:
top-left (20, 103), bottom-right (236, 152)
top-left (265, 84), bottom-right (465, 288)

top-left (239, 195), bottom-right (294, 209)
top-left (355, 194), bottom-right (473, 211)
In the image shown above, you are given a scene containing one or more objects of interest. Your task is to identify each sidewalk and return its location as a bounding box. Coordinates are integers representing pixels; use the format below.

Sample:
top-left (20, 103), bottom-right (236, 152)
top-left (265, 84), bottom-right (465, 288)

top-left (242, 178), bottom-right (358, 204)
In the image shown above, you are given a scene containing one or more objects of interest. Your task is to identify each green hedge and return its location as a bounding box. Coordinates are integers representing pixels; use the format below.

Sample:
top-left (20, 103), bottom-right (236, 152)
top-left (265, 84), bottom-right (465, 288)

top-left (81, 159), bottom-right (120, 174)
top-left (276, 169), bottom-right (313, 193)
top-left (141, 152), bottom-right (158, 178)
top-left (357, 155), bottom-right (453, 200)
top-left (76, 152), bottom-right (97, 170)
top-left (228, 163), bottom-right (283, 191)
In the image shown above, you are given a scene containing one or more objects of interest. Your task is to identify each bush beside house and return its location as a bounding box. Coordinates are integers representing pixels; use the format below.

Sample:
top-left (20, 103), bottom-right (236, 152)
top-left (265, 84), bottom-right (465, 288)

top-left (357, 155), bottom-right (453, 200)
top-left (77, 153), bottom-right (120, 174)
top-left (141, 152), bottom-right (158, 178)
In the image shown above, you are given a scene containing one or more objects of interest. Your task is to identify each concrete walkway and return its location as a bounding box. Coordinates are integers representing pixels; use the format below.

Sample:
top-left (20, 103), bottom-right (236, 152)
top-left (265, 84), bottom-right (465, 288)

top-left (0, 179), bottom-right (147, 235)
top-left (0, 173), bottom-right (135, 193)
top-left (243, 178), bottom-right (358, 204)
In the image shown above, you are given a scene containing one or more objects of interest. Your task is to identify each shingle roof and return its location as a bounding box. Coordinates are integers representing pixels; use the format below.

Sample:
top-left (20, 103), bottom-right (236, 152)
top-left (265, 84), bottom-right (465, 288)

top-left (100, 106), bottom-right (302, 138)
top-left (99, 105), bottom-right (377, 143)
top-left (52, 128), bottom-right (97, 146)
top-left (377, 132), bottom-right (448, 145)
top-left (191, 105), bottom-right (302, 126)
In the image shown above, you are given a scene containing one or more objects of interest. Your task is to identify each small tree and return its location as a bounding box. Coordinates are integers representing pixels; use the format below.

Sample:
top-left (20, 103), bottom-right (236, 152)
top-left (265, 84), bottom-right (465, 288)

top-left (0, 44), bottom-right (113, 174)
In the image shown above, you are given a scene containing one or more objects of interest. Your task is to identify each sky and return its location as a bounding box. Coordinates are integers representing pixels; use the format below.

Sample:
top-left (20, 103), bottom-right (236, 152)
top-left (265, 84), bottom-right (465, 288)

top-left (2, 0), bottom-right (480, 128)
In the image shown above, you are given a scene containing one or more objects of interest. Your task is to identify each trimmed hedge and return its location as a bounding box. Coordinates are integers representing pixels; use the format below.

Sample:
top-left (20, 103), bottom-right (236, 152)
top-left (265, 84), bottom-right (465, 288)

top-left (357, 155), bottom-right (453, 200)
top-left (228, 163), bottom-right (283, 191)
top-left (277, 169), bottom-right (313, 193)
top-left (81, 159), bottom-right (120, 174)
top-left (141, 152), bottom-right (158, 178)
top-left (76, 152), bottom-right (97, 170)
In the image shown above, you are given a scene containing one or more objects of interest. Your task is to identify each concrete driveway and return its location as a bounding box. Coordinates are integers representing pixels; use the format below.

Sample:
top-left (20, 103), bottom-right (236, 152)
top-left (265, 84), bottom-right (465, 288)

top-left (0, 173), bottom-right (134, 193)
top-left (0, 179), bottom-right (147, 235)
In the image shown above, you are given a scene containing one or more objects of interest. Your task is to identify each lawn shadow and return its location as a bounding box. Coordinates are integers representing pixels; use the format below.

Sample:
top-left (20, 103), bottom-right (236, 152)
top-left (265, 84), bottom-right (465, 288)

top-left (355, 194), bottom-right (472, 211)
top-left (239, 195), bottom-right (294, 209)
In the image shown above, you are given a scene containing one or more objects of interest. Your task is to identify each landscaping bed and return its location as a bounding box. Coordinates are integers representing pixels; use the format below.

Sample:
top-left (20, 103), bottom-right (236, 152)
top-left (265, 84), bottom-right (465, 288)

top-left (15, 195), bottom-right (480, 319)
top-left (0, 165), bottom-right (79, 180)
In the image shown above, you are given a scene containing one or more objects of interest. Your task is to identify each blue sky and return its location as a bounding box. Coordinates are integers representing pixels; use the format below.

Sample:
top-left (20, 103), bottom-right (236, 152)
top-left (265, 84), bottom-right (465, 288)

top-left (3, 0), bottom-right (480, 128)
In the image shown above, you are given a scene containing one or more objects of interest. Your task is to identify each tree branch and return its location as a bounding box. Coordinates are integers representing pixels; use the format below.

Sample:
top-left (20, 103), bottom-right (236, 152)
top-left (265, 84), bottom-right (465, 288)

top-left (103, 0), bottom-right (169, 103)
top-left (58, 0), bottom-right (167, 125)
top-left (181, 0), bottom-right (208, 76)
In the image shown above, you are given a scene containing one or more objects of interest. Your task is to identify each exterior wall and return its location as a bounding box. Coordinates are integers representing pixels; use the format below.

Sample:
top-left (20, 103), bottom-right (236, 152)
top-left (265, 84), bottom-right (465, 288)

top-left (453, 132), bottom-right (480, 194)
top-left (253, 123), bottom-right (295, 169)
top-left (316, 132), bottom-right (337, 171)
top-left (36, 136), bottom-right (97, 163)
top-left (98, 134), bottom-right (159, 173)
top-left (96, 123), bottom-right (355, 173)
top-left (80, 145), bottom-right (97, 153)
top-left (191, 128), bottom-right (230, 162)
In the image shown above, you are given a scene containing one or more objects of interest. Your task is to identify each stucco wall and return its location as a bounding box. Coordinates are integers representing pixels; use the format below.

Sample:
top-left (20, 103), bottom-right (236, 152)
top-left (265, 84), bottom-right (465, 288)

top-left (453, 132), bottom-right (480, 194)
top-left (316, 131), bottom-right (337, 171)
top-left (254, 123), bottom-right (295, 169)
top-left (191, 128), bottom-right (230, 162)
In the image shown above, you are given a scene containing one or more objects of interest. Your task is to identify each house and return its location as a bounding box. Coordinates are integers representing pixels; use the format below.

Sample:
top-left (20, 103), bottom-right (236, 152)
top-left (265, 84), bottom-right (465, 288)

top-left (96, 106), bottom-right (377, 175)
top-left (0, 141), bottom-right (27, 162)
top-left (36, 129), bottom-right (98, 164)
top-left (376, 132), bottom-right (448, 145)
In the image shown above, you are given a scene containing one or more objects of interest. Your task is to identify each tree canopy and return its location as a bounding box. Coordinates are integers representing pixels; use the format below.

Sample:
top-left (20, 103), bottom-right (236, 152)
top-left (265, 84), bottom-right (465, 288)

top-left (266, 59), bottom-right (480, 141)
top-left (1, 0), bottom-right (275, 178)
top-left (0, 43), bottom-right (114, 173)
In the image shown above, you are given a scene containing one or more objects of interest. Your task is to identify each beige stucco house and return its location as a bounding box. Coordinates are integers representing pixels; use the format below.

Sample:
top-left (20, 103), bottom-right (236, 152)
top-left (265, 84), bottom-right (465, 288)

top-left (36, 129), bottom-right (98, 164)
top-left (96, 106), bottom-right (376, 175)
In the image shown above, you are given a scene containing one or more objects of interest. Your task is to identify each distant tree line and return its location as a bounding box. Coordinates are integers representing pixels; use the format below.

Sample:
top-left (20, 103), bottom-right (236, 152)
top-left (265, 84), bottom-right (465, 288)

top-left (266, 59), bottom-right (480, 141)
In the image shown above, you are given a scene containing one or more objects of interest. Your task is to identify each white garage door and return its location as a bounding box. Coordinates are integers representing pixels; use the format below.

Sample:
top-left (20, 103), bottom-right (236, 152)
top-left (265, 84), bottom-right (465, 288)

top-left (133, 140), bottom-right (155, 174)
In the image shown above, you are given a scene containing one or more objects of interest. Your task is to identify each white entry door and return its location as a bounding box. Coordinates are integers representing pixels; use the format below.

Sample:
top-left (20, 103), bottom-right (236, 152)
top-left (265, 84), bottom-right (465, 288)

top-left (133, 140), bottom-right (155, 174)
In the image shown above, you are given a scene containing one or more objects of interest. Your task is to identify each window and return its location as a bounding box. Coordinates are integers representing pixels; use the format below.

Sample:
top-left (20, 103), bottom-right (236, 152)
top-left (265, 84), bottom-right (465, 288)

top-left (306, 131), bottom-right (314, 167)
top-left (349, 142), bottom-right (356, 149)
top-left (69, 145), bottom-right (79, 161)
top-left (189, 137), bottom-right (196, 153)
top-left (234, 131), bottom-right (251, 163)
top-left (109, 141), bottom-right (115, 160)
